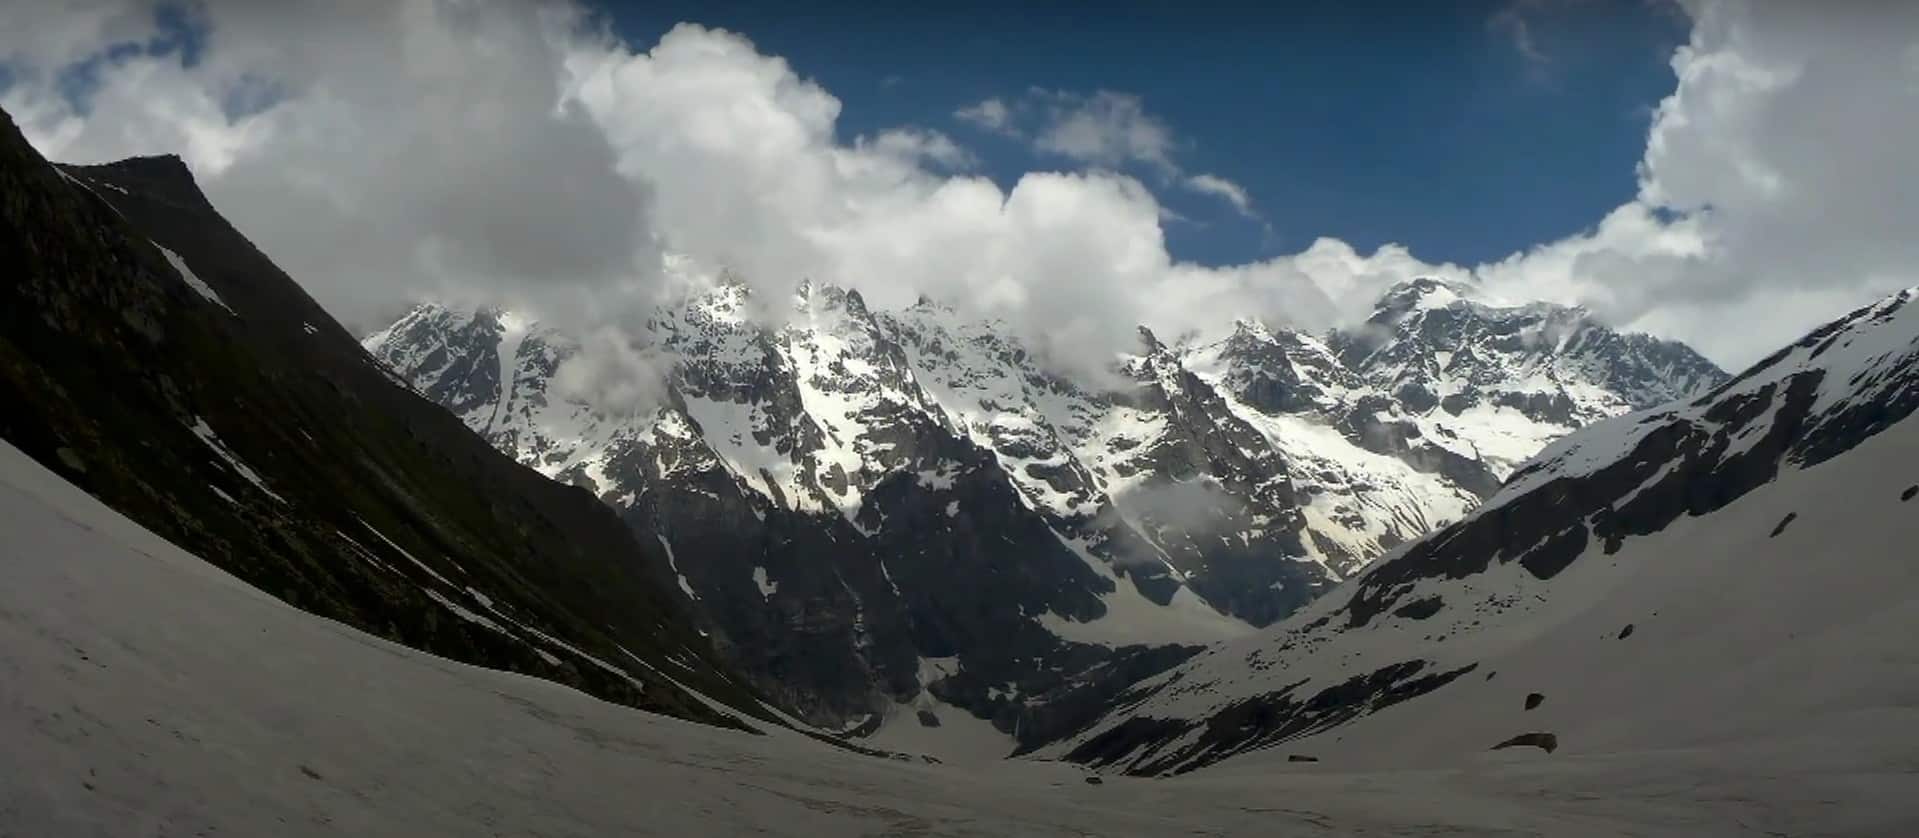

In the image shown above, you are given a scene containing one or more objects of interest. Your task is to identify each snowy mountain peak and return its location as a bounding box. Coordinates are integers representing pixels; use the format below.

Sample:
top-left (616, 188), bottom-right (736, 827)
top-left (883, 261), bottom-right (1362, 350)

top-left (1320, 283), bottom-right (1727, 490)
top-left (1369, 275), bottom-right (1475, 321)
top-left (1228, 317), bottom-right (1272, 340)
top-left (1134, 324), bottom-right (1165, 353)
top-left (1184, 321), bottom-right (1357, 416)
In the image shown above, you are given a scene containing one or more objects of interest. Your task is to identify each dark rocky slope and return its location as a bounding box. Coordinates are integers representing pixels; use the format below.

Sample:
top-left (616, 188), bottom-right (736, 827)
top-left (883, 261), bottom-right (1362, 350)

top-left (0, 106), bottom-right (767, 731)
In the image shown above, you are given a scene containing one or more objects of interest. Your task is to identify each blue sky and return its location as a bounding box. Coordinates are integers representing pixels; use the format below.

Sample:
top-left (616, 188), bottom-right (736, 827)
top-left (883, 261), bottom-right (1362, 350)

top-left (598, 0), bottom-right (1687, 269)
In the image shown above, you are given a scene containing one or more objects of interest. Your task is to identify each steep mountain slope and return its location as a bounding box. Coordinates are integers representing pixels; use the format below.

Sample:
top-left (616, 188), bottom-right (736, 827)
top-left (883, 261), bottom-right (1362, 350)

top-left (1045, 287), bottom-right (1919, 776)
top-left (0, 107), bottom-right (767, 730)
top-left (366, 266), bottom-right (1722, 736)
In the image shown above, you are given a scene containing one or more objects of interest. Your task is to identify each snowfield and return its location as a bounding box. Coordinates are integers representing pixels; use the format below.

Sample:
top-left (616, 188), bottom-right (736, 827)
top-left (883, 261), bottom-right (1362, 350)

top-left (5, 433), bottom-right (1917, 835)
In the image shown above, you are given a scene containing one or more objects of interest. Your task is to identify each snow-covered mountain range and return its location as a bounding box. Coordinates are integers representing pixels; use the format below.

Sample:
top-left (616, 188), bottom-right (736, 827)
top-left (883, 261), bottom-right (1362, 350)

top-left (1043, 285), bottom-right (1919, 776)
top-left (365, 271), bottom-right (1724, 733)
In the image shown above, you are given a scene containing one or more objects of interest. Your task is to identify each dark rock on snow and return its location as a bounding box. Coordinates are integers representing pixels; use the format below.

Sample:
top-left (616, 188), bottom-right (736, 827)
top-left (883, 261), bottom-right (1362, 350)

top-left (1491, 733), bottom-right (1559, 754)
top-left (1770, 512), bottom-right (1797, 537)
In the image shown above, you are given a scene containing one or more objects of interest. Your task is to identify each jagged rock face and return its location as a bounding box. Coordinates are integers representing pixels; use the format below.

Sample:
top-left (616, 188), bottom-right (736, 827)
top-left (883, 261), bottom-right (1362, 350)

top-left (1326, 277), bottom-right (1726, 490)
top-left (1188, 321), bottom-right (1360, 415)
top-left (1039, 286), bottom-right (1919, 777)
top-left (365, 274), bottom-right (1726, 731)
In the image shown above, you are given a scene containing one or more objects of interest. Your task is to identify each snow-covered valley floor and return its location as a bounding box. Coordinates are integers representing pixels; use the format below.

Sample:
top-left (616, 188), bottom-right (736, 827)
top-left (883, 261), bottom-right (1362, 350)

top-left (3, 435), bottom-right (1914, 837)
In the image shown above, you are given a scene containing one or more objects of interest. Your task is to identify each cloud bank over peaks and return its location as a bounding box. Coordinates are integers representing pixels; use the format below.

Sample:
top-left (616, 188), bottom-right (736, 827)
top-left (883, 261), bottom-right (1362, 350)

top-left (553, 24), bottom-right (1312, 382)
top-left (4, 1), bottom-right (1916, 380)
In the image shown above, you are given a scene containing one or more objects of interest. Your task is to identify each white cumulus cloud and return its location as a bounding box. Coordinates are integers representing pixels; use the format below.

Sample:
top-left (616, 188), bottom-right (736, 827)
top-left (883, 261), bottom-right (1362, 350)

top-left (1477, 0), bottom-right (1919, 366)
top-left (953, 96), bottom-right (1015, 135)
top-left (1183, 173), bottom-right (1254, 215)
top-left (1028, 88), bottom-right (1179, 174)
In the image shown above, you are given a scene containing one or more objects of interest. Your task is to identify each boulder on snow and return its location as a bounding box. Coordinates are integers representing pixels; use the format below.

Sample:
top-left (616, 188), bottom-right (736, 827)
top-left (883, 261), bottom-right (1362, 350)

top-left (1392, 596), bottom-right (1444, 620)
top-left (915, 709), bottom-right (941, 728)
top-left (1769, 512), bottom-right (1797, 537)
top-left (1286, 754), bottom-right (1319, 763)
top-left (1491, 732), bottom-right (1558, 753)
top-left (1524, 692), bottom-right (1545, 710)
